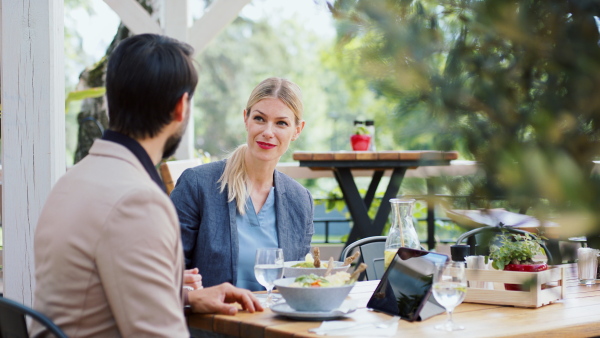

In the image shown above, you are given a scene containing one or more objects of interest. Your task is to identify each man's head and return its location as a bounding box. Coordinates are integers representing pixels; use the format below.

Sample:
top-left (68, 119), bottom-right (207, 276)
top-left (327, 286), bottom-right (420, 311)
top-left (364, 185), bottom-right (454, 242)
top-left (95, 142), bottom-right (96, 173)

top-left (106, 34), bottom-right (198, 141)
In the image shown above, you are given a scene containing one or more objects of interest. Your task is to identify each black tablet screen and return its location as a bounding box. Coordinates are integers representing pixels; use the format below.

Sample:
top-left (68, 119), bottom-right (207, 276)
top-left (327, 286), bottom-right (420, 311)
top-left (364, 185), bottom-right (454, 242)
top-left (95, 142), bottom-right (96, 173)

top-left (367, 248), bottom-right (448, 321)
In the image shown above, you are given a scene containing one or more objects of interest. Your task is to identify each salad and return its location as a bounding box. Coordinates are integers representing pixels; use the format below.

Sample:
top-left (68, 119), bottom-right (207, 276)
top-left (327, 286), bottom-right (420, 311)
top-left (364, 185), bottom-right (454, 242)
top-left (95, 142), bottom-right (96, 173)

top-left (290, 272), bottom-right (352, 287)
top-left (291, 248), bottom-right (359, 268)
top-left (291, 253), bottom-right (330, 268)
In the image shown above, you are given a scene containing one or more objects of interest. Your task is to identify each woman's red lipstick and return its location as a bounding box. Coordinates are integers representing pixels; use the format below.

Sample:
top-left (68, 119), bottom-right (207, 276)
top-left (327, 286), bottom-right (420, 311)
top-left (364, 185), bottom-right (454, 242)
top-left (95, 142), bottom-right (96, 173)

top-left (257, 141), bottom-right (276, 149)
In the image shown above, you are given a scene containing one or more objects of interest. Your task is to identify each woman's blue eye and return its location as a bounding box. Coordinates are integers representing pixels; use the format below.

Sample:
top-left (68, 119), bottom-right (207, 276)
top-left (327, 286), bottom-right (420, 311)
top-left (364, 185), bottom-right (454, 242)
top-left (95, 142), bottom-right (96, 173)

top-left (254, 116), bottom-right (264, 121)
top-left (277, 121), bottom-right (289, 126)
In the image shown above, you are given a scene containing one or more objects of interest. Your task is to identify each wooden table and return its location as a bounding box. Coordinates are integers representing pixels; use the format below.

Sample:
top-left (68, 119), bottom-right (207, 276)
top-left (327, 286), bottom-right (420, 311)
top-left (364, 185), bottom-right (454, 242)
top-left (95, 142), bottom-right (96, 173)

top-left (292, 151), bottom-right (459, 246)
top-left (187, 264), bottom-right (600, 337)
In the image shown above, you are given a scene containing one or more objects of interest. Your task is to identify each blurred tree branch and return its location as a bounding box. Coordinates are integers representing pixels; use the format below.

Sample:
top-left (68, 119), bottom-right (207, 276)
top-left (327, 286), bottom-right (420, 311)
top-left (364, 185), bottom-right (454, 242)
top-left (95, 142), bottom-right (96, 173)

top-left (330, 0), bottom-right (600, 236)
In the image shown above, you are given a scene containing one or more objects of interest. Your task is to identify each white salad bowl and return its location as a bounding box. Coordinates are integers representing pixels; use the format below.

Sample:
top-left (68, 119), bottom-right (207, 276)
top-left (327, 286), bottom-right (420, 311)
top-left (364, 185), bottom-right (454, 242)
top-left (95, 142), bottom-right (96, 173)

top-left (283, 261), bottom-right (350, 278)
top-left (273, 277), bottom-right (354, 312)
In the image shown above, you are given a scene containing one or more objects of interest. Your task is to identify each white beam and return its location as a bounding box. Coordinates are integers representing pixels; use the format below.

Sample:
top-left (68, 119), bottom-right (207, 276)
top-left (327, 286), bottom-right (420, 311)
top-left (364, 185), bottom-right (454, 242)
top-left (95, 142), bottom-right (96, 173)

top-left (164, 0), bottom-right (188, 40)
top-left (165, 0), bottom-right (194, 160)
top-left (103, 0), bottom-right (162, 35)
top-left (188, 0), bottom-right (251, 55)
top-left (1, 0), bottom-right (65, 305)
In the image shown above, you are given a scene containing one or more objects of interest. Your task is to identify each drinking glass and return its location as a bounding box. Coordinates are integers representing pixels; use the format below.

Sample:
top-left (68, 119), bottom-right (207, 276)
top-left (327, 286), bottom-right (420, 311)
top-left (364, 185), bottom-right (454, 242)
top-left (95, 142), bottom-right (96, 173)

top-left (254, 248), bottom-right (284, 307)
top-left (432, 261), bottom-right (467, 331)
top-left (577, 247), bottom-right (599, 285)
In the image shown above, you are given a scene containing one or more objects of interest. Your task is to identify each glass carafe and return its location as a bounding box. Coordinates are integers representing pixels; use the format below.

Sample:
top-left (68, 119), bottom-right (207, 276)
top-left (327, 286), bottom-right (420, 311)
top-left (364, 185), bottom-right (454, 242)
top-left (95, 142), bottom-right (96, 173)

top-left (384, 198), bottom-right (420, 268)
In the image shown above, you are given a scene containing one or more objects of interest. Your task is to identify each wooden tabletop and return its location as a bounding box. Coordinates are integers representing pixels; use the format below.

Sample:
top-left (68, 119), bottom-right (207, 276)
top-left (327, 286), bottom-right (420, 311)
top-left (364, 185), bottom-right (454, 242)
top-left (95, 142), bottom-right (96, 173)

top-left (187, 264), bottom-right (600, 337)
top-left (293, 150), bottom-right (459, 162)
top-left (292, 151), bottom-right (459, 171)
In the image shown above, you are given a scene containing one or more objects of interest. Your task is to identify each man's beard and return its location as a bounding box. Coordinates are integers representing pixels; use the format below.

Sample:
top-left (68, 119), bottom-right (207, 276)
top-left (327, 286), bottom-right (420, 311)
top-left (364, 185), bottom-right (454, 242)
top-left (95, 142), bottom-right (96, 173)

top-left (162, 105), bottom-right (190, 159)
top-left (162, 133), bottom-right (183, 160)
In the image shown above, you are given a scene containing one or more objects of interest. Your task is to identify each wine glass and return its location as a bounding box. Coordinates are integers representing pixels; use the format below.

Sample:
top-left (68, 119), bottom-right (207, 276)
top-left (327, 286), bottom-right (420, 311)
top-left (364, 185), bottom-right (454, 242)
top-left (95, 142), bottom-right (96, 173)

top-left (432, 261), bottom-right (467, 331)
top-left (254, 248), bottom-right (284, 307)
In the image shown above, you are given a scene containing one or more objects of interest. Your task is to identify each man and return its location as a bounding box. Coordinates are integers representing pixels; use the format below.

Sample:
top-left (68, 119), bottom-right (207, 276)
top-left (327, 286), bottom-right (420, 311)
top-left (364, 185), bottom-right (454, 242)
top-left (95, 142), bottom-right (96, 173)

top-left (32, 34), bottom-right (262, 337)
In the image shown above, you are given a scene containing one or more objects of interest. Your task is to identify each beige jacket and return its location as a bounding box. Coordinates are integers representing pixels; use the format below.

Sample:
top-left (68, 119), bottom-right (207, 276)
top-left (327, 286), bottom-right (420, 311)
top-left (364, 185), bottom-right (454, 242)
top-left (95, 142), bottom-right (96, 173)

top-left (32, 140), bottom-right (188, 337)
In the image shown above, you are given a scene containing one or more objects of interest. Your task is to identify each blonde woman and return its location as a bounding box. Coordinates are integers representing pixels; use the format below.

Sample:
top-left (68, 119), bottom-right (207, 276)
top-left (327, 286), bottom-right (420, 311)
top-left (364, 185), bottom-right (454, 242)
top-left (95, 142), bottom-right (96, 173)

top-left (170, 77), bottom-right (314, 291)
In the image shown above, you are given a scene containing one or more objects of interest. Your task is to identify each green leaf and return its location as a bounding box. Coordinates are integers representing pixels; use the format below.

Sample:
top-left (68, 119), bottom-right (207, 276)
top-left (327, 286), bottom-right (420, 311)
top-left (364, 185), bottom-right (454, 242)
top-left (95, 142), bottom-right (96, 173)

top-left (354, 125), bottom-right (370, 135)
top-left (65, 87), bottom-right (106, 111)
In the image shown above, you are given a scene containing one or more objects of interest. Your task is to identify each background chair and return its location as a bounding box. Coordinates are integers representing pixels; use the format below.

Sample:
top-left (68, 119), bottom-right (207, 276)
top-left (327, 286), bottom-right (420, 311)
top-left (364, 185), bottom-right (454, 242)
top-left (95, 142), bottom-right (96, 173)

top-left (340, 236), bottom-right (387, 280)
top-left (159, 158), bottom-right (203, 195)
top-left (0, 296), bottom-right (67, 338)
top-left (456, 224), bottom-right (556, 265)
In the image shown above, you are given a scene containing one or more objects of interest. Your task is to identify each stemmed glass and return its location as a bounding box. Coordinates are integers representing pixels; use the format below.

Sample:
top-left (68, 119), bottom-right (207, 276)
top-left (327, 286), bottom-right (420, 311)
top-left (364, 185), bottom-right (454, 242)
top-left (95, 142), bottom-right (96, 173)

top-left (254, 248), bottom-right (284, 307)
top-left (432, 261), bottom-right (467, 331)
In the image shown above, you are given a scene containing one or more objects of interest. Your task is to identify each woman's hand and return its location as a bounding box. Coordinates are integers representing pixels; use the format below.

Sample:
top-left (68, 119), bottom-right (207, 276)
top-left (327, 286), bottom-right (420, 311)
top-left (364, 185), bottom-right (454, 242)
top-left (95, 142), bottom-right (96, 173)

top-left (184, 268), bottom-right (203, 290)
top-left (188, 283), bottom-right (264, 315)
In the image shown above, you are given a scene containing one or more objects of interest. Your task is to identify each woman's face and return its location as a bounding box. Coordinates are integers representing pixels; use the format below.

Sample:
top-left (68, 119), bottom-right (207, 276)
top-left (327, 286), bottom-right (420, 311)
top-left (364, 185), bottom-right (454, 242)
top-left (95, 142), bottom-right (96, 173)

top-left (244, 98), bottom-right (304, 165)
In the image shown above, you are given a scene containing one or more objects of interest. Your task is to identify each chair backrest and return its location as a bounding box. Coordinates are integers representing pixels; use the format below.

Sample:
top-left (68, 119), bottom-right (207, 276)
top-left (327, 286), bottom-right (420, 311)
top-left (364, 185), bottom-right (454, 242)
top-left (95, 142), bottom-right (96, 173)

top-left (159, 158), bottom-right (203, 195)
top-left (0, 296), bottom-right (67, 338)
top-left (456, 225), bottom-right (555, 265)
top-left (340, 236), bottom-right (387, 280)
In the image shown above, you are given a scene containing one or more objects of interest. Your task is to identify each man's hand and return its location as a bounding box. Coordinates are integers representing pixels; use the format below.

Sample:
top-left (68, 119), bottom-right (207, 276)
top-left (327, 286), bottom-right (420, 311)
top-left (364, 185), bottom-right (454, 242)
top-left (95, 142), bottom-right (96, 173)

top-left (188, 283), bottom-right (264, 315)
top-left (184, 268), bottom-right (203, 290)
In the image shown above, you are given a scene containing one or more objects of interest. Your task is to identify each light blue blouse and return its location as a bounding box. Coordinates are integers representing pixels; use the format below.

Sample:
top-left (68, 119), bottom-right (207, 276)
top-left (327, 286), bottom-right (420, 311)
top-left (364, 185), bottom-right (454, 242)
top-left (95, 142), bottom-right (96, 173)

top-left (236, 187), bottom-right (279, 291)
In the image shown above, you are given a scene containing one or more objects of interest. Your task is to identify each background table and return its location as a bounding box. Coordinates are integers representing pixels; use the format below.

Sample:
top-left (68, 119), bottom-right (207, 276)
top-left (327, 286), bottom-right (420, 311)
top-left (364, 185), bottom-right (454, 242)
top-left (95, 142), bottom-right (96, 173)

top-left (188, 264), bottom-right (600, 337)
top-left (292, 151), bottom-right (459, 246)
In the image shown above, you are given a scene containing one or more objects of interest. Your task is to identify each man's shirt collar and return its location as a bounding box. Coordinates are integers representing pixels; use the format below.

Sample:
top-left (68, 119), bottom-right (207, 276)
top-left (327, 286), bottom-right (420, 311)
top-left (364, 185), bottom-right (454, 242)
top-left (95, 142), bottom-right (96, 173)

top-left (102, 130), bottom-right (167, 193)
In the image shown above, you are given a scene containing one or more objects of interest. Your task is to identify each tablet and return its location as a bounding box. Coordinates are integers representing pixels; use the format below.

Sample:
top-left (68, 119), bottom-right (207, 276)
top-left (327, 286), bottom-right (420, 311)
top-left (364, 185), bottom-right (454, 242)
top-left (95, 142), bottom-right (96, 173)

top-left (366, 247), bottom-right (449, 322)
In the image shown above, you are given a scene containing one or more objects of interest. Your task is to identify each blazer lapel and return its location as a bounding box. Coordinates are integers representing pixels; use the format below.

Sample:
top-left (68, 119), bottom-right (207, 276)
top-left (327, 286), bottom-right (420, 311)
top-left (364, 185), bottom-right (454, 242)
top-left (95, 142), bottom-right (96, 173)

top-left (274, 171), bottom-right (291, 258)
top-left (228, 199), bottom-right (239, 285)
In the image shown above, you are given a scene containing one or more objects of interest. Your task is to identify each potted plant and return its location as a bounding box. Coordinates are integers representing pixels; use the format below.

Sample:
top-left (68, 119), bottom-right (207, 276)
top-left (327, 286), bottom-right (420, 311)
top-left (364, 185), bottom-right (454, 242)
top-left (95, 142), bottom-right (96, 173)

top-left (489, 231), bottom-right (548, 291)
top-left (350, 125), bottom-right (371, 151)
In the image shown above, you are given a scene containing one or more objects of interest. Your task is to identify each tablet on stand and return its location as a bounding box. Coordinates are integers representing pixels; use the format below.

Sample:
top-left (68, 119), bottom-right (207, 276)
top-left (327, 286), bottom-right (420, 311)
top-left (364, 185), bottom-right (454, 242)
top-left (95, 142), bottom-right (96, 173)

top-left (367, 247), bottom-right (449, 322)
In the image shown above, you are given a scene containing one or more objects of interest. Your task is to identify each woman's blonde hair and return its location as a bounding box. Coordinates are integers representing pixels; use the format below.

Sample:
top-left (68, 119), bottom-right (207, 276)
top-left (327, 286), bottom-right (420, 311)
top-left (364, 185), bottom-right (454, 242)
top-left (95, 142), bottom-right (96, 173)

top-left (219, 77), bottom-right (304, 213)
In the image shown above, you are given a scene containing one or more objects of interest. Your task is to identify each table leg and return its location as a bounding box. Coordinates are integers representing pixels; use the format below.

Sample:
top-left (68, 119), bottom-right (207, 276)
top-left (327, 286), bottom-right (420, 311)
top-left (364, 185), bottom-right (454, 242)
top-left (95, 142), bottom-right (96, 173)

top-left (339, 167), bottom-right (407, 246)
top-left (364, 170), bottom-right (384, 210)
top-left (371, 167), bottom-right (407, 238)
top-left (333, 168), bottom-right (372, 244)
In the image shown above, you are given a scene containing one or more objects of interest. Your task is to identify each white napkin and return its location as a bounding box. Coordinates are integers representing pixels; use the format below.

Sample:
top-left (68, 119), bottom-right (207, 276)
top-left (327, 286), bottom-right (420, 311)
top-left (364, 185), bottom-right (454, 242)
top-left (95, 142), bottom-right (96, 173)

top-left (309, 316), bottom-right (399, 336)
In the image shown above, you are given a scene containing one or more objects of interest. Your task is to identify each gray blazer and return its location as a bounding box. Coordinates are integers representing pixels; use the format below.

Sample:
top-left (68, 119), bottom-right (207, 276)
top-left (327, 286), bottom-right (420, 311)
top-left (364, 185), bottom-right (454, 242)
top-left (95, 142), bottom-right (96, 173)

top-left (170, 160), bottom-right (314, 288)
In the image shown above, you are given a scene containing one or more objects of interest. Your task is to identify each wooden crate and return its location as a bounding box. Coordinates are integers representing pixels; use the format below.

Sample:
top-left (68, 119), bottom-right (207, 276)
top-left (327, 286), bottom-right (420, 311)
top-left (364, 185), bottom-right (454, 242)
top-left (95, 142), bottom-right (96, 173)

top-left (463, 266), bottom-right (565, 308)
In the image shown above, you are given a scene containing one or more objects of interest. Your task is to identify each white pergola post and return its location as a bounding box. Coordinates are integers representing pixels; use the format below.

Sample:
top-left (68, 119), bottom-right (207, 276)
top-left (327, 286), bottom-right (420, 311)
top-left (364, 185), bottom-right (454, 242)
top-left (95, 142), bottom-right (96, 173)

top-left (1, 0), bottom-right (65, 305)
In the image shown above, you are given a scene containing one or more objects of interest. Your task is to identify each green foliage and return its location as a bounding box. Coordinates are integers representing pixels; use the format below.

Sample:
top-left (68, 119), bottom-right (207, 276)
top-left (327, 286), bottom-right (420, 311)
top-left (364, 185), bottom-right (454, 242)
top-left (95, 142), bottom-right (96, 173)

top-left (65, 87), bottom-right (106, 111)
top-left (329, 0), bottom-right (600, 235)
top-left (489, 231), bottom-right (545, 270)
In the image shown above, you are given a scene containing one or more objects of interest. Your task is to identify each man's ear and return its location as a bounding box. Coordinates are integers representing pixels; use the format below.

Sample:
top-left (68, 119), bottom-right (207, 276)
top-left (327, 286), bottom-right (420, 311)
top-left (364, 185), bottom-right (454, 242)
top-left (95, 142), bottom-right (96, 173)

top-left (173, 92), bottom-right (189, 122)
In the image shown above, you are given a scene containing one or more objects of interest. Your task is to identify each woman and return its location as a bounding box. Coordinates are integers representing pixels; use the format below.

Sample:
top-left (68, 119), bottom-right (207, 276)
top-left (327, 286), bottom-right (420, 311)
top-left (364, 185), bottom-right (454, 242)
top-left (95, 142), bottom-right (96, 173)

top-left (170, 77), bottom-right (314, 291)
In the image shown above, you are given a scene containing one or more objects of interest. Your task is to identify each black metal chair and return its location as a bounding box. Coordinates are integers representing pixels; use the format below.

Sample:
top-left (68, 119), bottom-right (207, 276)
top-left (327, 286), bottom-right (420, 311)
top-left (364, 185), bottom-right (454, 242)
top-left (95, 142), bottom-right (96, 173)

top-left (340, 236), bottom-right (388, 280)
top-left (0, 296), bottom-right (67, 338)
top-left (456, 224), bottom-right (556, 265)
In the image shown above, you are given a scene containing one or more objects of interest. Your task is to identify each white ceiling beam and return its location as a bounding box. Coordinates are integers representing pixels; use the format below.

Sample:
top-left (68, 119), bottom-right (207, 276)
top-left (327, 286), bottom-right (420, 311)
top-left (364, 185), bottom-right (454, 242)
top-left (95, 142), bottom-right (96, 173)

top-left (164, 0), bottom-right (188, 41)
top-left (188, 0), bottom-right (252, 55)
top-left (103, 0), bottom-right (162, 35)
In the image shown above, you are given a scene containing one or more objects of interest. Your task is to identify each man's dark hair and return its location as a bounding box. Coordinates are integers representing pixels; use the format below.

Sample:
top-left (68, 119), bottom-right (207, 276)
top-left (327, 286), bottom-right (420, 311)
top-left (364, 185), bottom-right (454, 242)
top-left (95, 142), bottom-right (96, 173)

top-left (106, 34), bottom-right (198, 139)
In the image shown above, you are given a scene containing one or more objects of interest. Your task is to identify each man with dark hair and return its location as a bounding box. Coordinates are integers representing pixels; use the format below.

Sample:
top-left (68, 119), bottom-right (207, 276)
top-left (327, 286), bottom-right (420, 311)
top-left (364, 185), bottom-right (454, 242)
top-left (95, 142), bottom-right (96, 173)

top-left (32, 34), bottom-right (262, 337)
